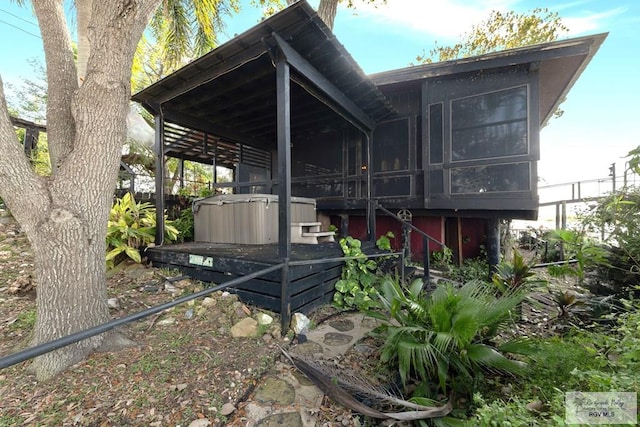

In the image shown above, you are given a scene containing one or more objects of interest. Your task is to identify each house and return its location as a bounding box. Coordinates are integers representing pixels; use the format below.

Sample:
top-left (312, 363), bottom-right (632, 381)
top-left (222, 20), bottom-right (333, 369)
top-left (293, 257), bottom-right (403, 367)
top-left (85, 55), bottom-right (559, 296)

top-left (131, 0), bottom-right (605, 325)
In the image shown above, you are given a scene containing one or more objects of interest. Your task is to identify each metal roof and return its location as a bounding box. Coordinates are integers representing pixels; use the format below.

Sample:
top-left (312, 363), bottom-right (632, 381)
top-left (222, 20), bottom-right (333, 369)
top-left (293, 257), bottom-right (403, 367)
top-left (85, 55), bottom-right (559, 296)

top-left (370, 33), bottom-right (608, 127)
top-left (132, 0), bottom-right (395, 162)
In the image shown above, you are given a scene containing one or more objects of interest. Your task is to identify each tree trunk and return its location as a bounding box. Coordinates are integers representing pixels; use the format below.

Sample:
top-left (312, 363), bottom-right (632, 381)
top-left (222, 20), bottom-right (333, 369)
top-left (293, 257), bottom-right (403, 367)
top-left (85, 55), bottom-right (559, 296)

top-left (0, 0), bottom-right (160, 381)
top-left (317, 0), bottom-right (339, 30)
top-left (29, 208), bottom-right (111, 380)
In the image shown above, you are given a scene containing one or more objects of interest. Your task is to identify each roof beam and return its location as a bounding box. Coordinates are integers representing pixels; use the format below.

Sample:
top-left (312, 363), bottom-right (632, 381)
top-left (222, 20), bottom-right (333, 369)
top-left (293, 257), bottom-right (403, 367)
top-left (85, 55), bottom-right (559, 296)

top-left (270, 32), bottom-right (376, 131)
top-left (162, 110), bottom-right (272, 149)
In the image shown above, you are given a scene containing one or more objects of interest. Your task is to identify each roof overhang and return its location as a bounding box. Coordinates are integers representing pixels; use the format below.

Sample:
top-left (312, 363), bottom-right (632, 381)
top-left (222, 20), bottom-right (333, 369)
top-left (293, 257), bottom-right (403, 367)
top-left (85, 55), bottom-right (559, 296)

top-left (132, 0), bottom-right (394, 161)
top-left (370, 33), bottom-right (608, 127)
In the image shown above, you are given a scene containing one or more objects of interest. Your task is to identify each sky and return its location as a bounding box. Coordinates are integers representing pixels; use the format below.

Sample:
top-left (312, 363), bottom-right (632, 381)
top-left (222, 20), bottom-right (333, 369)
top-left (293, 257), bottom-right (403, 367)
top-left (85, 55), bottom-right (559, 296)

top-left (0, 0), bottom-right (639, 195)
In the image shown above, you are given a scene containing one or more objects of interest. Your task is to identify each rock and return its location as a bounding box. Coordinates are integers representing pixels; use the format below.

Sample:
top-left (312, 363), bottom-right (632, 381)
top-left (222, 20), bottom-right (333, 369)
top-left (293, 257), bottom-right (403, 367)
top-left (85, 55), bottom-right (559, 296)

top-left (328, 319), bottom-right (354, 332)
top-left (526, 400), bottom-right (549, 414)
top-left (157, 317), bottom-right (176, 326)
top-left (254, 377), bottom-right (296, 405)
top-left (256, 312), bottom-right (273, 326)
top-left (230, 317), bottom-right (258, 338)
top-left (201, 297), bottom-right (216, 307)
top-left (184, 308), bottom-right (194, 319)
top-left (255, 412), bottom-right (302, 427)
top-left (188, 419), bottom-right (211, 427)
top-left (291, 312), bottom-right (310, 334)
top-left (107, 298), bottom-right (119, 309)
top-left (164, 282), bottom-right (181, 295)
top-left (322, 332), bottom-right (353, 346)
top-left (262, 333), bottom-right (273, 343)
top-left (220, 402), bottom-right (235, 416)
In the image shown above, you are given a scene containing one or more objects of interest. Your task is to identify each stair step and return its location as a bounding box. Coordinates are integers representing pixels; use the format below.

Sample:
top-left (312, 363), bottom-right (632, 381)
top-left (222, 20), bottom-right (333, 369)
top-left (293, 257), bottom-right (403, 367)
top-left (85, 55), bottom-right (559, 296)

top-left (302, 231), bottom-right (335, 237)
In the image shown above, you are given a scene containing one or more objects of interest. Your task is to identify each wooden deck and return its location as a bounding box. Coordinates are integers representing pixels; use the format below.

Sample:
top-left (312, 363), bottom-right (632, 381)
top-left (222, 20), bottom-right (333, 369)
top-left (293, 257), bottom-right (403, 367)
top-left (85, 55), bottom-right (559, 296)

top-left (144, 242), bottom-right (345, 316)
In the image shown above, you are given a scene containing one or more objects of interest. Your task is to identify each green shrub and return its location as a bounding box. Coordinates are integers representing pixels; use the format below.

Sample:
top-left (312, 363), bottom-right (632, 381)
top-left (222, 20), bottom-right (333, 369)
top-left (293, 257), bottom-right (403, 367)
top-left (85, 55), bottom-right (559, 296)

top-left (106, 193), bottom-right (178, 267)
top-left (371, 277), bottom-right (532, 397)
top-left (332, 236), bottom-right (380, 311)
top-left (174, 207), bottom-right (194, 242)
top-left (492, 249), bottom-right (546, 294)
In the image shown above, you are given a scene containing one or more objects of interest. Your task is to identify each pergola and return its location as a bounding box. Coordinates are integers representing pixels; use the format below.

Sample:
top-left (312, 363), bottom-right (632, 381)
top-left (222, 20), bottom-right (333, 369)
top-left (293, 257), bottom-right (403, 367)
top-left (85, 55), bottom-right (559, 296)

top-left (132, 0), bottom-right (395, 261)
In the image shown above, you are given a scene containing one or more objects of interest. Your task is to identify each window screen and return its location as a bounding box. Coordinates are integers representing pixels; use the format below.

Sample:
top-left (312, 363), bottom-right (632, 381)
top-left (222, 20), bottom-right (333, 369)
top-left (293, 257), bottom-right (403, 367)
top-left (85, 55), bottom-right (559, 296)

top-left (450, 162), bottom-right (530, 194)
top-left (451, 86), bottom-right (528, 161)
top-left (428, 103), bottom-right (443, 164)
top-left (373, 118), bottom-right (409, 172)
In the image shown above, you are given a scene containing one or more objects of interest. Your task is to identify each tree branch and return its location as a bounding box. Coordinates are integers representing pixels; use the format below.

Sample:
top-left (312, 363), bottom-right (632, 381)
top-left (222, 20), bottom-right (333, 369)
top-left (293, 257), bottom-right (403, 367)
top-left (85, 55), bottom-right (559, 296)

top-left (32, 0), bottom-right (78, 173)
top-left (0, 76), bottom-right (51, 230)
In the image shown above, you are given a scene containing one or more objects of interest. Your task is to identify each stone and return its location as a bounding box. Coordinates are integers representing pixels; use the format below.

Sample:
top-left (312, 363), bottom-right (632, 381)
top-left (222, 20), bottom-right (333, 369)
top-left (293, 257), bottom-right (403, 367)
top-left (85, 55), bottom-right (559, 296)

top-left (107, 298), bottom-right (119, 309)
top-left (291, 312), bottom-right (310, 334)
top-left (230, 317), bottom-right (258, 338)
top-left (323, 332), bottom-right (353, 346)
top-left (157, 317), bottom-right (176, 326)
top-left (254, 377), bottom-right (296, 405)
top-left (256, 312), bottom-right (273, 326)
top-left (256, 412), bottom-right (303, 427)
top-left (201, 297), bottom-right (216, 307)
top-left (328, 319), bottom-right (354, 332)
top-left (188, 419), bottom-right (211, 427)
top-left (220, 402), bottom-right (236, 416)
top-left (291, 340), bottom-right (323, 356)
top-left (164, 282), bottom-right (180, 295)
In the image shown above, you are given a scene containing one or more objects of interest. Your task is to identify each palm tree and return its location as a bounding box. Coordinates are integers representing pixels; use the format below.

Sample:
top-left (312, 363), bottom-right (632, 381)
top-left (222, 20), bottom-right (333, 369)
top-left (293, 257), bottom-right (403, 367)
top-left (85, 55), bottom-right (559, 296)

top-left (373, 277), bottom-right (532, 396)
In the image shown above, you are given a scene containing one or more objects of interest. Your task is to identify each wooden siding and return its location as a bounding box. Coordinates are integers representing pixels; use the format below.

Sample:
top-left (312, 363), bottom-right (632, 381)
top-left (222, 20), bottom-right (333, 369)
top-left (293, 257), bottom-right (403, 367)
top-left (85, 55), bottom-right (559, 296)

top-left (145, 242), bottom-right (343, 315)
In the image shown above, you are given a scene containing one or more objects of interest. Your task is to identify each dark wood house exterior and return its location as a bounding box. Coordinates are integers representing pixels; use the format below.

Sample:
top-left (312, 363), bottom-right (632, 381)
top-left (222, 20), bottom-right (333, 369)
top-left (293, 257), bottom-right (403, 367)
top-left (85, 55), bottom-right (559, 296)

top-left (131, 0), bottom-right (605, 323)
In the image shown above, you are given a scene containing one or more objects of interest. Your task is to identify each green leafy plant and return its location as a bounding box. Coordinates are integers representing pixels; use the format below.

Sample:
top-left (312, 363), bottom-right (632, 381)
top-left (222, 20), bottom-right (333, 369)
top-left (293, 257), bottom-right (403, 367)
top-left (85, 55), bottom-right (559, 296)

top-left (547, 229), bottom-right (609, 284)
top-left (174, 207), bottom-right (194, 242)
top-left (579, 188), bottom-right (640, 293)
top-left (333, 236), bottom-right (380, 311)
top-left (106, 193), bottom-right (178, 267)
top-left (375, 231), bottom-right (395, 251)
top-left (431, 246), bottom-right (454, 271)
top-left (371, 277), bottom-right (532, 398)
top-left (492, 249), bottom-right (546, 294)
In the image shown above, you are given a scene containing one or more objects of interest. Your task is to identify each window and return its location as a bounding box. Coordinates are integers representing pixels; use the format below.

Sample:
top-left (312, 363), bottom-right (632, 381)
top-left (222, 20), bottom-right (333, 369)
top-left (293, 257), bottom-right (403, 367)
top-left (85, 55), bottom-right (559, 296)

top-left (450, 162), bottom-right (530, 194)
top-left (428, 103), bottom-right (443, 164)
top-left (373, 118), bottom-right (409, 172)
top-left (451, 86), bottom-right (528, 161)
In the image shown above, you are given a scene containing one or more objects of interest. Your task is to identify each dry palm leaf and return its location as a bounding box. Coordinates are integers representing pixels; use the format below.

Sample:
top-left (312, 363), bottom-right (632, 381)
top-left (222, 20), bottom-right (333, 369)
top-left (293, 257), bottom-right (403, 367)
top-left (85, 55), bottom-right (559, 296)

top-left (280, 348), bottom-right (452, 421)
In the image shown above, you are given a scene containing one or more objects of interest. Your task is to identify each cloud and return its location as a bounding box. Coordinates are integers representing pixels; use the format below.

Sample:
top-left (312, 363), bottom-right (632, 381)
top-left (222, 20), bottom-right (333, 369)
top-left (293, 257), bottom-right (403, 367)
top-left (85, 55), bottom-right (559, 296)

top-left (562, 7), bottom-right (626, 35)
top-left (342, 0), bottom-right (519, 40)
top-left (340, 0), bottom-right (626, 40)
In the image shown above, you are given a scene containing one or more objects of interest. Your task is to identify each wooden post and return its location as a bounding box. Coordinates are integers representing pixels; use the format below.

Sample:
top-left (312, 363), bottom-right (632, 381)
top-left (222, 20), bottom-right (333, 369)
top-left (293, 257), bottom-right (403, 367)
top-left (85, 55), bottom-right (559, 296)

top-left (276, 54), bottom-right (291, 260)
top-left (486, 217), bottom-right (500, 279)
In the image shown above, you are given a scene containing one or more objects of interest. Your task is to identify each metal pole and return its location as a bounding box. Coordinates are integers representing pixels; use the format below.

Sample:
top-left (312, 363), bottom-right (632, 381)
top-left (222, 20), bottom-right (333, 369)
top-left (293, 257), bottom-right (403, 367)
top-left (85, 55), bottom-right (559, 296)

top-left (0, 263), bottom-right (285, 369)
top-left (276, 53), bottom-right (291, 260)
top-left (423, 237), bottom-right (430, 288)
top-left (154, 111), bottom-right (165, 245)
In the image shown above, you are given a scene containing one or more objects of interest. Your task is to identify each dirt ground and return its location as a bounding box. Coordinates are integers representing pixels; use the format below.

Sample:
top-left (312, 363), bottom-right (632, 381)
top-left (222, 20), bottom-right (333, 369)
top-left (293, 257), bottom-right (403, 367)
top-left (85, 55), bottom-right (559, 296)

top-left (0, 208), bottom-right (360, 426)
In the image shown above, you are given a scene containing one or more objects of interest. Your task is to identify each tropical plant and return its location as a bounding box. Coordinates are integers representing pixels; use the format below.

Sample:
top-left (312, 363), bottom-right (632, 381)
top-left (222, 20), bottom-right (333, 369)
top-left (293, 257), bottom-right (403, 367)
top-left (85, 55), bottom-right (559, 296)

top-left (492, 249), bottom-right (546, 294)
top-left (371, 277), bottom-right (532, 398)
top-left (579, 188), bottom-right (640, 293)
top-left (174, 206), bottom-right (195, 242)
top-left (333, 236), bottom-right (380, 311)
top-left (431, 246), bottom-right (454, 272)
top-left (106, 193), bottom-right (178, 267)
top-left (547, 228), bottom-right (609, 285)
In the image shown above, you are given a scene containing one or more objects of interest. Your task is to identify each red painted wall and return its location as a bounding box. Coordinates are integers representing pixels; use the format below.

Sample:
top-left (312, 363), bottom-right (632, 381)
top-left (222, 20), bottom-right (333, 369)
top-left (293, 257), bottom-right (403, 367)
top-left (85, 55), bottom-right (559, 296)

top-left (330, 214), bottom-right (486, 262)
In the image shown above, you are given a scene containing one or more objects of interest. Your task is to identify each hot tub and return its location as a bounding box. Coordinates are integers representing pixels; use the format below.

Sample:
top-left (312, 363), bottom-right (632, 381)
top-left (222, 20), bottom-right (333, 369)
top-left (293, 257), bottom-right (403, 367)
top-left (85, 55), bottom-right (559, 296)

top-left (193, 194), bottom-right (317, 244)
